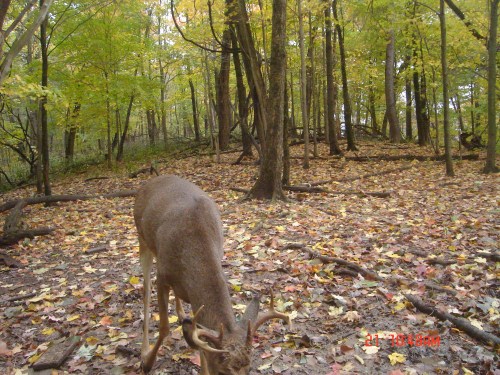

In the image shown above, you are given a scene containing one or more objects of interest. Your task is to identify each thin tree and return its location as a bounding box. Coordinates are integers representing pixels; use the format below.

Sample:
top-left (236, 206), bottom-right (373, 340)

top-left (298, 0), bottom-right (310, 168)
top-left (385, 30), bottom-right (401, 143)
top-left (439, 0), bottom-right (454, 176)
top-left (324, 0), bottom-right (341, 155)
top-left (333, 0), bottom-right (357, 151)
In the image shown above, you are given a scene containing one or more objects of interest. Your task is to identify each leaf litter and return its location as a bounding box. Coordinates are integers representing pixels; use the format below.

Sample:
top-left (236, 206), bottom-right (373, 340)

top-left (0, 142), bottom-right (498, 374)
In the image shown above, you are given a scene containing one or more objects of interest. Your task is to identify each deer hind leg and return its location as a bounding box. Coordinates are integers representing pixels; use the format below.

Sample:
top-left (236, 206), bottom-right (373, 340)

top-left (139, 238), bottom-right (154, 361)
top-left (141, 275), bottom-right (171, 372)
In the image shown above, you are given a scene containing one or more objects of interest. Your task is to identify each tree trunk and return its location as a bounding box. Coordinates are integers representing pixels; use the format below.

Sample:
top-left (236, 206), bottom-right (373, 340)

top-left (65, 103), bottom-right (80, 161)
top-left (231, 31), bottom-right (252, 156)
top-left (439, 0), bottom-right (454, 176)
top-left (189, 79), bottom-right (200, 142)
top-left (282, 74), bottom-right (290, 186)
top-left (483, 0), bottom-right (499, 173)
top-left (116, 94), bottom-right (134, 162)
top-left (39, 0), bottom-right (51, 196)
top-left (248, 0), bottom-right (287, 200)
top-left (368, 86), bottom-right (379, 135)
top-left (298, 0), bottom-right (310, 168)
top-left (234, 0), bottom-right (268, 148)
top-left (217, 28), bottom-right (232, 150)
top-left (385, 30), bottom-right (401, 143)
top-left (324, 1), bottom-right (341, 155)
top-left (333, 0), bottom-right (356, 151)
top-left (405, 76), bottom-right (412, 140)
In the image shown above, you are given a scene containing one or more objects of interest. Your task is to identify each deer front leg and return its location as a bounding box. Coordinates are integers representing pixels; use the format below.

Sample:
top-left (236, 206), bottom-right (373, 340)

top-left (199, 351), bottom-right (210, 375)
top-left (175, 296), bottom-right (186, 320)
top-left (141, 278), bottom-right (171, 373)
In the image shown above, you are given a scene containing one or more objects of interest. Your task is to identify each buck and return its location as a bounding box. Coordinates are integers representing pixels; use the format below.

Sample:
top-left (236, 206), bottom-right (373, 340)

top-left (134, 175), bottom-right (290, 374)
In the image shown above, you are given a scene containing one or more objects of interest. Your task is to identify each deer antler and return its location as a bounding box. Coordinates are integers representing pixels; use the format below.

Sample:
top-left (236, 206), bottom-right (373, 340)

top-left (251, 291), bottom-right (291, 337)
top-left (182, 305), bottom-right (228, 353)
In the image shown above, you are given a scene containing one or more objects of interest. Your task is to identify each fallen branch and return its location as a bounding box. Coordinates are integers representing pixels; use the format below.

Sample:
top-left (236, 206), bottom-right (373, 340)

top-left (290, 243), bottom-right (383, 281)
top-left (0, 190), bottom-right (137, 213)
top-left (284, 185), bottom-right (327, 193)
top-left (84, 176), bottom-right (110, 182)
top-left (346, 154), bottom-right (479, 162)
top-left (0, 252), bottom-right (23, 267)
top-left (0, 227), bottom-right (55, 247)
top-left (85, 245), bottom-right (110, 254)
top-left (2, 292), bottom-right (37, 304)
top-left (405, 294), bottom-right (500, 346)
top-left (426, 258), bottom-right (457, 266)
top-left (230, 187), bottom-right (250, 194)
top-left (32, 336), bottom-right (81, 371)
top-left (311, 165), bottom-right (414, 185)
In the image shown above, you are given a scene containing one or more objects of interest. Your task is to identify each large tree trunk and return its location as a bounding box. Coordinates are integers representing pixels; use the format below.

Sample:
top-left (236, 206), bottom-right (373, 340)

top-left (324, 1), bottom-right (341, 155)
top-left (39, 0), bottom-right (51, 196)
top-left (439, 0), bottom-right (454, 176)
top-left (248, 0), bottom-right (287, 200)
top-left (333, 0), bottom-right (357, 151)
top-left (483, 0), bottom-right (499, 173)
top-left (385, 30), bottom-right (401, 143)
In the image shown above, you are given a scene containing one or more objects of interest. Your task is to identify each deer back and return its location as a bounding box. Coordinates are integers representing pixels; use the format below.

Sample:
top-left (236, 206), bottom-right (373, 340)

top-left (134, 175), bottom-right (236, 330)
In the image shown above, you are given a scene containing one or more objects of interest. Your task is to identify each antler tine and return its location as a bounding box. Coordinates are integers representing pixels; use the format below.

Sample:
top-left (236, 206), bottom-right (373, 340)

top-left (251, 291), bottom-right (291, 337)
top-left (188, 306), bottom-right (228, 354)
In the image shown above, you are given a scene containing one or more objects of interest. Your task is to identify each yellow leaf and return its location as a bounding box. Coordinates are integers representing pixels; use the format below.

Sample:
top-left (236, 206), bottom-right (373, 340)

top-left (394, 302), bottom-right (406, 311)
top-left (41, 328), bottom-right (55, 335)
top-left (28, 353), bottom-right (42, 364)
top-left (388, 352), bottom-right (406, 365)
top-left (86, 336), bottom-right (100, 345)
top-left (129, 276), bottom-right (140, 285)
top-left (168, 315), bottom-right (178, 324)
top-left (104, 285), bottom-right (118, 293)
top-left (67, 314), bottom-right (80, 322)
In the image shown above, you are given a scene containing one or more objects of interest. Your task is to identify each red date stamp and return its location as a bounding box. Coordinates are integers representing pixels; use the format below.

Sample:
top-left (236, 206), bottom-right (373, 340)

top-left (365, 333), bottom-right (441, 347)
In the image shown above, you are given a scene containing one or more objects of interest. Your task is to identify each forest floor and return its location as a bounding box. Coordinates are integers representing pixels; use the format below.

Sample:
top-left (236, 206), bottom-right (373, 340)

top-left (0, 141), bottom-right (498, 375)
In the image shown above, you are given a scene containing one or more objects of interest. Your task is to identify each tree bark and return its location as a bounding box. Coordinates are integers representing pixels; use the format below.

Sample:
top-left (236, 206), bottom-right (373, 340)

top-left (483, 0), bottom-right (499, 173)
top-left (333, 0), bottom-right (357, 151)
top-left (116, 93), bottom-right (134, 162)
top-left (189, 79), bottom-right (200, 142)
top-left (217, 28), bottom-right (232, 150)
top-left (324, 1), bottom-right (341, 155)
top-left (405, 76), bottom-right (412, 140)
top-left (39, 0), bottom-right (51, 196)
top-left (231, 31), bottom-right (252, 157)
top-left (385, 30), bottom-right (401, 143)
top-left (298, 0), bottom-right (310, 168)
top-left (439, 0), bottom-right (454, 176)
top-left (247, 0), bottom-right (287, 200)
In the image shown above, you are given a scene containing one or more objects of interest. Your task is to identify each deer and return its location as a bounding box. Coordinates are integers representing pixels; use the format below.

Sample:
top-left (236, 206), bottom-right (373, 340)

top-left (134, 175), bottom-right (290, 374)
